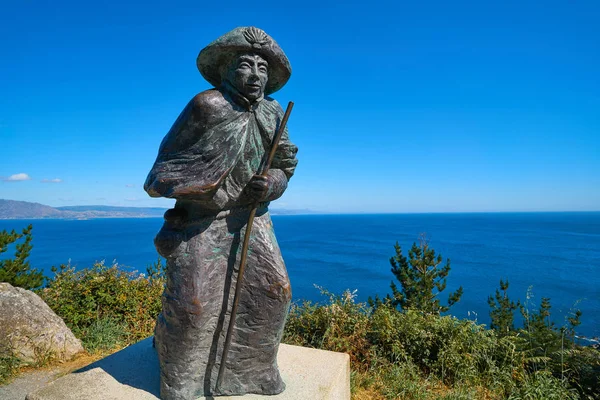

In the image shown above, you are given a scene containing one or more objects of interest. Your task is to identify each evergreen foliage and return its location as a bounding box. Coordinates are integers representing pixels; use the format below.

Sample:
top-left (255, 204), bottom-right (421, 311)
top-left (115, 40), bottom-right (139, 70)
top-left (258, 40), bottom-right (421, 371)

top-left (488, 279), bottom-right (520, 336)
top-left (372, 235), bottom-right (463, 314)
top-left (39, 259), bottom-right (165, 348)
top-left (0, 224), bottom-right (44, 290)
top-left (520, 295), bottom-right (560, 361)
top-left (514, 291), bottom-right (599, 398)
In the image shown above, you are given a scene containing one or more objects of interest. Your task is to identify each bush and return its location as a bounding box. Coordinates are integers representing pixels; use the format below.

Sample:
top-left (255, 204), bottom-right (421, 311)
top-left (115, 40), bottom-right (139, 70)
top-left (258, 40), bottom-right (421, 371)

top-left (380, 362), bottom-right (432, 400)
top-left (369, 304), bottom-right (524, 395)
top-left (283, 287), bottom-right (373, 367)
top-left (507, 288), bottom-right (599, 399)
top-left (508, 370), bottom-right (579, 400)
top-left (38, 259), bottom-right (165, 348)
top-left (283, 289), bottom-right (598, 400)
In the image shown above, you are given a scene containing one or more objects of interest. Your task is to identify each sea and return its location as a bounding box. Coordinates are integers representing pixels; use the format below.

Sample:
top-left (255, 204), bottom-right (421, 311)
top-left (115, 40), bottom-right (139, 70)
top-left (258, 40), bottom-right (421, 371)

top-left (1, 212), bottom-right (599, 340)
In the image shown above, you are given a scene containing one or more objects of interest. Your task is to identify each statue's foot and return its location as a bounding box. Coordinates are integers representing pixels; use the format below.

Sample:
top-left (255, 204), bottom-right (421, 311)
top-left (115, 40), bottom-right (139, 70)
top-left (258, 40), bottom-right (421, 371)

top-left (212, 368), bottom-right (285, 396)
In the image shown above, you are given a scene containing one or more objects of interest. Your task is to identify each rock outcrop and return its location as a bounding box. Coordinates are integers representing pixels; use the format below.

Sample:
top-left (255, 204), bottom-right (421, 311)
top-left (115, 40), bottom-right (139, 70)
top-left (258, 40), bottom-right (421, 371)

top-left (0, 282), bottom-right (83, 363)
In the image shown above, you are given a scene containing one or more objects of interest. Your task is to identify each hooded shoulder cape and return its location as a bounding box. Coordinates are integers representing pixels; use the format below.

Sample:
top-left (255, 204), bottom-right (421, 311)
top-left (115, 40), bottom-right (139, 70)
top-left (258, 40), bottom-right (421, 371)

top-left (144, 86), bottom-right (298, 208)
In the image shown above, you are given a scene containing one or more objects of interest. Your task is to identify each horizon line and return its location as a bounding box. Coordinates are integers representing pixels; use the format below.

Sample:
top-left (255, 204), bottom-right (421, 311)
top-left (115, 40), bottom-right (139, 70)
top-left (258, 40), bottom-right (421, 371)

top-left (1, 199), bottom-right (599, 215)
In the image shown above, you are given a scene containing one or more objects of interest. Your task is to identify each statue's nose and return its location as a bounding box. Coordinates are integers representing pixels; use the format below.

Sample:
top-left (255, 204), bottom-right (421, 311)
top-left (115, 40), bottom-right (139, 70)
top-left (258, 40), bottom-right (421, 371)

top-left (249, 64), bottom-right (260, 79)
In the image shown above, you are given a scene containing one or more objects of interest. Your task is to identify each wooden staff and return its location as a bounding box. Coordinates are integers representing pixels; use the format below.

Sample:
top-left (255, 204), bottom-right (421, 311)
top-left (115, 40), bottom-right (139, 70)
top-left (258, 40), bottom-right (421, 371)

top-left (216, 101), bottom-right (294, 390)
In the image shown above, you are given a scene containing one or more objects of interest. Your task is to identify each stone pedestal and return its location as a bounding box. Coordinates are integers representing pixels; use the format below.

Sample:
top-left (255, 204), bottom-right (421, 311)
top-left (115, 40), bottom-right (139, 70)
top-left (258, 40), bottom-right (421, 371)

top-left (26, 337), bottom-right (350, 400)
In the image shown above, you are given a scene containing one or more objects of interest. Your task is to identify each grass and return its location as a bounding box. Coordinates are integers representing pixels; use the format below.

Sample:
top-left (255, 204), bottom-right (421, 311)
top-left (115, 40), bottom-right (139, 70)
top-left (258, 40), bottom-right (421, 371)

top-left (0, 355), bottom-right (20, 385)
top-left (79, 317), bottom-right (128, 354)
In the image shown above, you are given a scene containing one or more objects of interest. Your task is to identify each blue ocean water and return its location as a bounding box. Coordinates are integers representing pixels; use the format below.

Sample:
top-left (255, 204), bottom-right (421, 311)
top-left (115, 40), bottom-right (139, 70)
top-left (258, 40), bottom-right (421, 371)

top-left (1, 212), bottom-right (598, 339)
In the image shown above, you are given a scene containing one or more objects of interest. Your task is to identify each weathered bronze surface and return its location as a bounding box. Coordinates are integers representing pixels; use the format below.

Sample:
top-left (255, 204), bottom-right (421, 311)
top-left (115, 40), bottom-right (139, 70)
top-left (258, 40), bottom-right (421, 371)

top-left (144, 27), bottom-right (298, 399)
top-left (216, 100), bottom-right (294, 391)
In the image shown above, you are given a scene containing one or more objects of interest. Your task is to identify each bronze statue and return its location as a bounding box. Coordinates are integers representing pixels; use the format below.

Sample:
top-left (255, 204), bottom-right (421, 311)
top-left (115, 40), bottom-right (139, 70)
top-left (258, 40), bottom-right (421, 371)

top-left (144, 27), bottom-right (298, 399)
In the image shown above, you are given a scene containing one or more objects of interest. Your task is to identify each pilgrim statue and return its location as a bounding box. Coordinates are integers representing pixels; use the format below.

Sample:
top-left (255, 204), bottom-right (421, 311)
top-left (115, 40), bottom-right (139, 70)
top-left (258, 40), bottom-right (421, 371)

top-left (144, 27), bottom-right (298, 399)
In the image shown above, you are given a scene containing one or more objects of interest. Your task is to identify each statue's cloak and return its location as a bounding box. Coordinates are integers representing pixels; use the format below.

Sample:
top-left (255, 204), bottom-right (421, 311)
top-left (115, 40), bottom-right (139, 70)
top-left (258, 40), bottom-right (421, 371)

top-left (144, 85), bottom-right (298, 398)
top-left (144, 85), bottom-right (297, 209)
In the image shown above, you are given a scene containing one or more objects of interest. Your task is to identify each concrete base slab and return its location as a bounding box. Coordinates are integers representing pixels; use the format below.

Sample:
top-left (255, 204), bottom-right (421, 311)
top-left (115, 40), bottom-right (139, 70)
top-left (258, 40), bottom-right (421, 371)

top-left (25, 337), bottom-right (350, 400)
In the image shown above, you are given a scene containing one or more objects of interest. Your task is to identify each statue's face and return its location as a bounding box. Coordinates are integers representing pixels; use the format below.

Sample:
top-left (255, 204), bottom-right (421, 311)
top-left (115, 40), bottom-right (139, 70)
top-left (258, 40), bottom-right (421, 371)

top-left (227, 53), bottom-right (269, 101)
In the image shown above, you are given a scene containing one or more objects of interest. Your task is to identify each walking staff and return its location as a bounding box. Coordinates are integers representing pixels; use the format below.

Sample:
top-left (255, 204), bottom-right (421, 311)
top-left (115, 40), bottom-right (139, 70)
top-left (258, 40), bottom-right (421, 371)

top-left (216, 101), bottom-right (295, 390)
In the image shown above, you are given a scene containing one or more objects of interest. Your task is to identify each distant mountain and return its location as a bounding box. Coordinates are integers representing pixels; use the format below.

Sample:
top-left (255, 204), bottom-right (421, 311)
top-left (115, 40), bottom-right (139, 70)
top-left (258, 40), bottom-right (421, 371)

top-left (56, 205), bottom-right (167, 216)
top-left (0, 199), bottom-right (69, 219)
top-left (269, 208), bottom-right (315, 215)
top-left (0, 199), bottom-right (314, 220)
top-left (0, 199), bottom-right (167, 220)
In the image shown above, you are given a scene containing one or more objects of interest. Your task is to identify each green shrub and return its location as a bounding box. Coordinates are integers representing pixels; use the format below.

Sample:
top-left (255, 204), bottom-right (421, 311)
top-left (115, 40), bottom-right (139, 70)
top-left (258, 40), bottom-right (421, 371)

top-left (511, 288), bottom-right (599, 399)
top-left (380, 362), bottom-right (431, 400)
top-left (284, 289), bottom-right (599, 400)
top-left (369, 304), bottom-right (525, 394)
top-left (561, 345), bottom-right (600, 399)
top-left (507, 370), bottom-right (579, 400)
top-left (283, 287), bottom-right (373, 367)
top-left (38, 259), bottom-right (165, 346)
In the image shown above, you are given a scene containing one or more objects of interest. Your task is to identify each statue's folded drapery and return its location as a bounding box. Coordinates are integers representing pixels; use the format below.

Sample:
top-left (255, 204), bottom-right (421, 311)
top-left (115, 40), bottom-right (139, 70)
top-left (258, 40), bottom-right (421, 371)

top-left (144, 84), bottom-right (298, 209)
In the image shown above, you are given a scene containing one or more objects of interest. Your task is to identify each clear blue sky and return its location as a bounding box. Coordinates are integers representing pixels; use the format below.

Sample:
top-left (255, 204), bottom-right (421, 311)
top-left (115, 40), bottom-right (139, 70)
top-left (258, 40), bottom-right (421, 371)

top-left (1, 0), bottom-right (599, 213)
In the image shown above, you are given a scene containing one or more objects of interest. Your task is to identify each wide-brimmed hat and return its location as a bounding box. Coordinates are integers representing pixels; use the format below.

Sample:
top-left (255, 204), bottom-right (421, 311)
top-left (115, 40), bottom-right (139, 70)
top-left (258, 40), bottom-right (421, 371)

top-left (197, 27), bottom-right (291, 95)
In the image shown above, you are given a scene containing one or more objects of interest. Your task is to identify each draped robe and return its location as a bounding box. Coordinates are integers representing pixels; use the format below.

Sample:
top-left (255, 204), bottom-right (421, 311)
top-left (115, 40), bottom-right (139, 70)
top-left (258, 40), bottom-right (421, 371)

top-left (144, 84), bottom-right (298, 399)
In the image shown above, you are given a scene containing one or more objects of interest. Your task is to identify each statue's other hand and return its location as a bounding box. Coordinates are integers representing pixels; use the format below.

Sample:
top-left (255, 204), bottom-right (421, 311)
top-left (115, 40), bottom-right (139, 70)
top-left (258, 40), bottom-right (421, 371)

top-left (248, 174), bottom-right (271, 201)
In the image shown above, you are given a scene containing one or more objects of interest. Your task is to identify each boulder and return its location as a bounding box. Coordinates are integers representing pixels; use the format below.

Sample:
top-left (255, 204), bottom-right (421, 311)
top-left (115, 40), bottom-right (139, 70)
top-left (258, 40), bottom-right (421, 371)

top-left (0, 282), bottom-right (83, 363)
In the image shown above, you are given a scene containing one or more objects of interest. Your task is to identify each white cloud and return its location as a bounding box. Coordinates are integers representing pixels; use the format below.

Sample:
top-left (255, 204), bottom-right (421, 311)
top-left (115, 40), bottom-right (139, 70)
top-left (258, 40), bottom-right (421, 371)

top-left (125, 184), bottom-right (136, 188)
top-left (3, 173), bottom-right (31, 182)
top-left (41, 178), bottom-right (63, 183)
